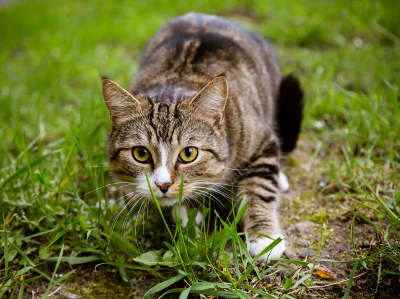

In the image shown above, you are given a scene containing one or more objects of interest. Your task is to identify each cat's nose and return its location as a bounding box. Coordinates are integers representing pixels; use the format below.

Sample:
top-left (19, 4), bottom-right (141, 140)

top-left (155, 181), bottom-right (172, 193)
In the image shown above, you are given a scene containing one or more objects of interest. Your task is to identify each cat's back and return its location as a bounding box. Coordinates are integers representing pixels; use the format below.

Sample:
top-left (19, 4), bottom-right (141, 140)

top-left (131, 13), bottom-right (281, 107)
top-left (142, 12), bottom-right (271, 61)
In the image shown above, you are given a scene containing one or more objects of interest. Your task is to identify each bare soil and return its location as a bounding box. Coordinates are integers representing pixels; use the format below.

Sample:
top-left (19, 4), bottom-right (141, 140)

top-left (279, 139), bottom-right (400, 298)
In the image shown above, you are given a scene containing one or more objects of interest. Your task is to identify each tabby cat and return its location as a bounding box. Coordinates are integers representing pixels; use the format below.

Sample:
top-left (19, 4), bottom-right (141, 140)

top-left (101, 13), bottom-right (303, 261)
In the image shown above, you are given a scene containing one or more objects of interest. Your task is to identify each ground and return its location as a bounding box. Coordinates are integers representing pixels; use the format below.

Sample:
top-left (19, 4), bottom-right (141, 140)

top-left (18, 140), bottom-right (398, 298)
top-left (1, 0), bottom-right (399, 298)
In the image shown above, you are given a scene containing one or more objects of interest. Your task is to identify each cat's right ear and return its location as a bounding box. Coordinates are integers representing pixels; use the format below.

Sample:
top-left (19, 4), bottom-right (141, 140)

top-left (102, 77), bottom-right (149, 125)
top-left (179, 75), bottom-right (228, 124)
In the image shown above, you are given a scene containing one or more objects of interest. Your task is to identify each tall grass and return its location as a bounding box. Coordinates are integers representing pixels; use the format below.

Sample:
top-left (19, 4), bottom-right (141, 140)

top-left (142, 172), bottom-right (301, 298)
top-left (1, 0), bottom-right (399, 297)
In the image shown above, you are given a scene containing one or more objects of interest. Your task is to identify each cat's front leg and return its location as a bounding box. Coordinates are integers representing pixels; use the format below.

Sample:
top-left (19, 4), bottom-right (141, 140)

top-left (171, 205), bottom-right (203, 227)
top-left (238, 160), bottom-right (286, 262)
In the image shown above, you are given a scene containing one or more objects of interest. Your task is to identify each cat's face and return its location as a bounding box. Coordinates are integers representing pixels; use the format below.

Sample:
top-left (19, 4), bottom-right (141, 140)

top-left (102, 76), bottom-right (228, 206)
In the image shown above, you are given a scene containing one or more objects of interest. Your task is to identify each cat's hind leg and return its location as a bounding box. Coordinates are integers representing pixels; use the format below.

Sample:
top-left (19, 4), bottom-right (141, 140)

top-left (278, 172), bottom-right (289, 191)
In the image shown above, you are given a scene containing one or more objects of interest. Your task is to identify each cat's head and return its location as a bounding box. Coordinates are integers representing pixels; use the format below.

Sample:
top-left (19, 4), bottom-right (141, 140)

top-left (102, 76), bottom-right (229, 206)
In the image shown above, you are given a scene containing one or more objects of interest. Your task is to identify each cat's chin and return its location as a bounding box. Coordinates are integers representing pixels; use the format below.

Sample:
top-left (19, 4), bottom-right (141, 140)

top-left (156, 197), bottom-right (178, 207)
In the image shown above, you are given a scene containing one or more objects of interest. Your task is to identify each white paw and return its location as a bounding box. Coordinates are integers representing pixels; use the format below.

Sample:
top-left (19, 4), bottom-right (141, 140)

top-left (172, 205), bottom-right (189, 227)
top-left (195, 210), bottom-right (203, 225)
top-left (278, 172), bottom-right (289, 192)
top-left (172, 206), bottom-right (202, 227)
top-left (249, 234), bottom-right (286, 262)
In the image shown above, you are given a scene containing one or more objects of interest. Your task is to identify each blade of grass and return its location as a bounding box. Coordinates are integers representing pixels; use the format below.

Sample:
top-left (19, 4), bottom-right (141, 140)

top-left (0, 150), bottom-right (60, 190)
top-left (143, 273), bottom-right (186, 298)
top-left (0, 266), bottom-right (33, 298)
top-left (43, 243), bottom-right (65, 298)
top-left (45, 256), bottom-right (100, 265)
top-left (343, 261), bottom-right (359, 299)
top-left (3, 217), bottom-right (8, 276)
top-left (144, 171), bottom-right (187, 273)
top-left (253, 237), bottom-right (282, 261)
top-left (9, 242), bottom-right (35, 267)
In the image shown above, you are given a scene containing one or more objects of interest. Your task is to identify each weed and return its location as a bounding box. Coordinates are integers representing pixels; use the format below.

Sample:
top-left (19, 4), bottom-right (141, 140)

top-left (1, 0), bottom-right (399, 297)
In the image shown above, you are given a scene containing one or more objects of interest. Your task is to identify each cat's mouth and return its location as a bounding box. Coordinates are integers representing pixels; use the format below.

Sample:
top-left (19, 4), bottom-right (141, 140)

top-left (156, 196), bottom-right (180, 207)
top-left (148, 188), bottom-right (179, 206)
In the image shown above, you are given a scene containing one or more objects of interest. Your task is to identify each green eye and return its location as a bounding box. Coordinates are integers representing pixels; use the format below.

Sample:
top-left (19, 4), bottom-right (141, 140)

top-left (132, 146), bottom-right (151, 163)
top-left (179, 147), bottom-right (198, 163)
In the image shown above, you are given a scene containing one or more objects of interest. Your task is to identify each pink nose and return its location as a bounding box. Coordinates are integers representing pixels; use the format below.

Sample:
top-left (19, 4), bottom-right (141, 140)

top-left (155, 182), bottom-right (172, 193)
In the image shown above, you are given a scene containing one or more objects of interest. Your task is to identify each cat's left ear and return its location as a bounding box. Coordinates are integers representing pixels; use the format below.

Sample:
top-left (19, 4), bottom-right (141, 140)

top-left (181, 75), bottom-right (228, 123)
top-left (102, 77), bottom-right (150, 125)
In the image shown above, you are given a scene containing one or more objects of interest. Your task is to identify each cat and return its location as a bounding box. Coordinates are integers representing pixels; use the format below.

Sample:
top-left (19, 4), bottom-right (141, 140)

top-left (101, 13), bottom-right (303, 261)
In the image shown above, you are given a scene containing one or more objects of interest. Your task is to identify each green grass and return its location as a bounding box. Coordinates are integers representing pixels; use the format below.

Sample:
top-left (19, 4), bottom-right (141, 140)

top-left (1, 0), bottom-right (400, 297)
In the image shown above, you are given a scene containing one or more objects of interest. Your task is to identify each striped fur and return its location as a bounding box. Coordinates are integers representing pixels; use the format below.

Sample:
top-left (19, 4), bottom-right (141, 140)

top-left (102, 13), bottom-right (303, 260)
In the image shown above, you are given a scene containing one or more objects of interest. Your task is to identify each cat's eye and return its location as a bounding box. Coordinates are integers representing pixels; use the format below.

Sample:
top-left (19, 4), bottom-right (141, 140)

top-left (178, 147), bottom-right (198, 163)
top-left (132, 146), bottom-right (151, 163)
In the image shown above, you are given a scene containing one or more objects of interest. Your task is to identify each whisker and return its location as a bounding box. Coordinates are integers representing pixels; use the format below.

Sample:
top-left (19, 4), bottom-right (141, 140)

top-left (85, 181), bottom-right (138, 197)
top-left (192, 180), bottom-right (234, 187)
top-left (86, 164), bottom-right (110, 168)
top-left (111, 192), bottom-right (142, 231)
top-left (123, 197), bottom-right (143, 231)
top-left (192, 187), bottom-right (225, 208)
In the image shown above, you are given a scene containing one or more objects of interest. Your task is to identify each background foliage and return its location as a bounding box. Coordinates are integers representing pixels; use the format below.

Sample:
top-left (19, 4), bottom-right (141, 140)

top-left (1, 0), bottom-right (399, 297)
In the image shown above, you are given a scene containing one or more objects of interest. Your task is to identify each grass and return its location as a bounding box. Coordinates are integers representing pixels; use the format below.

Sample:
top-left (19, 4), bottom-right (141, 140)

top-left (1, 0), bottom-right (399, 297)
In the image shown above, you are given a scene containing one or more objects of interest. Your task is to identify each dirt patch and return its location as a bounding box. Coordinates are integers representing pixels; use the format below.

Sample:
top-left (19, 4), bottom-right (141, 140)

top-left (279, 139), bottom-right (399, 298)
top-left (19, 264), bottom-right (155, 299)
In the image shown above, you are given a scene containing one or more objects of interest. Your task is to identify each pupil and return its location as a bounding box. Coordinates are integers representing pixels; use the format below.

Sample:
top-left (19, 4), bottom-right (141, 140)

top-left (185, 147), bottom-right (192, 157)
top-left (139, 147), bottom-right (146, 157)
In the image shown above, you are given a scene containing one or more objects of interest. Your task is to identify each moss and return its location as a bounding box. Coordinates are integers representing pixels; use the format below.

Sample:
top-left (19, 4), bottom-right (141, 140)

top-left (60, 268), bottom-right (138, 298)
top-left (292, 197), bottom-right (302, 206)
top-left (308, 207), bottom-right (330, 224)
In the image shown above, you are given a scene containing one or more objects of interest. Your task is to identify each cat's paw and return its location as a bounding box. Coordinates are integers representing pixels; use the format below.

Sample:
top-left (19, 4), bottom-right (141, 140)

top-left (172, 205), bottom-right (202, 227)
top-left (249, 234), bottom-right (285, 262)
top-left (278, 172), bottom-right (289, 192)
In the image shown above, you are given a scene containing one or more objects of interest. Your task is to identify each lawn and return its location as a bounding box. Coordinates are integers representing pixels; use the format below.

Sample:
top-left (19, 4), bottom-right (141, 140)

top-left (1, 0), bottom-right (399, 298)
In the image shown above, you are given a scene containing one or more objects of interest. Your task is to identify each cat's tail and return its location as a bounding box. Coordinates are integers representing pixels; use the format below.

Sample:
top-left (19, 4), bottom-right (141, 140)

top-left (276, 74), bottom-right (304, 153)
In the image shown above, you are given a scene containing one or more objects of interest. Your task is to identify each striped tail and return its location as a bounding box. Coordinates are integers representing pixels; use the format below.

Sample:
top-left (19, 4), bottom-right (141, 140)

top-left (276, 74), bottom-right (304, 153)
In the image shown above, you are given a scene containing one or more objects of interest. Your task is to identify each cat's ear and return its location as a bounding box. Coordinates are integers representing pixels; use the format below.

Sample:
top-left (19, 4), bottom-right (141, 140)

top-left (181, 75), bottom-right (228, 123)
top-left (102, 77), bottom-right (149, 125)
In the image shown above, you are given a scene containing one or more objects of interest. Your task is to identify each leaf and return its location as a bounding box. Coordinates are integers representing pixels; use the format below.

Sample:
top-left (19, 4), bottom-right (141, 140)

top-left (191, 281), bottom-right (225, 291)
top-left (237, 284), bottom-right (276, 298)
top-left (179, 287), bottom-right (191, 299)
top-left (143, 273), bottom-right (186, 298)
top-left (236, 290), bottom-right (254, 299)
top-left (161, 250), bottom-right (180, 267)
top-left (314, 264), bottom-right (336, 280)
top-left (133, 250), bottom-right (180, 267)
top-left (284, 277), bottom-right (293, 291)
top-left (45, 255), bottom-right (100, 264)
top-left (134, 250), bottom-right (163, 266)
top-left (110, 232), bottom-right (139, 256)
top-left (272, 258), bottom-right (308, 267)
top-left (119, 266), bottom-right (130, 282)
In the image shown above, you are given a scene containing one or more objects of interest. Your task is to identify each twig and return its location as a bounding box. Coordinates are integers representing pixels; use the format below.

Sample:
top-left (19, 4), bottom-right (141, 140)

top-left (287, 272), bottom-right (367, 295)
top-left (47, 285), bottom-right (63, 297)
top-left (307, 272), bottom-right (367, 289)
top-left (266, 270), bottom-right (280, 277)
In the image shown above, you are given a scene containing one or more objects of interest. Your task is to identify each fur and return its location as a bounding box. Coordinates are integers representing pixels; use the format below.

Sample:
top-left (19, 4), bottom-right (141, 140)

top-left (102, 13), bottom-right (303, 261)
